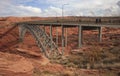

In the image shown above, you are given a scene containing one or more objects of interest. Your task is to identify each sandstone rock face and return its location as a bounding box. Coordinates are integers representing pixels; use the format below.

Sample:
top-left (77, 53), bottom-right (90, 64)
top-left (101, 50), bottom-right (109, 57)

top-left (0, 52), bottom-right (34, 76)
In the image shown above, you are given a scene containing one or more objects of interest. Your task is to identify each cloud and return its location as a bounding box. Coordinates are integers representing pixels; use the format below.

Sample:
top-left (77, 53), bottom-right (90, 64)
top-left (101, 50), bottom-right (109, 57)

top-left (0, 0), bottom-right (42, 16)
top-left (18, 5), bottom-right (41, 14)
top-left (103, 0), bottom-right (120, 16)
top-left (45, 0), bottom-right (120, 16)
top-left (42, 6), bottom-right (62, 16)
top-left (15, 5), bottom-right (42, 16)
top-left (0, 0), bottom-right (120, 17)
top-left (117, 1), bottom-right (120, 7)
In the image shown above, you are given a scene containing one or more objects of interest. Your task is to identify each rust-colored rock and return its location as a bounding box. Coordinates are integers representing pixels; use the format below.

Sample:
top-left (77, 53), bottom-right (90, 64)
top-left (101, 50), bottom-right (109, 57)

top-left (0, 17), bottom-right (120, 76)
top-left (0, 52), bottom-right (33, 76)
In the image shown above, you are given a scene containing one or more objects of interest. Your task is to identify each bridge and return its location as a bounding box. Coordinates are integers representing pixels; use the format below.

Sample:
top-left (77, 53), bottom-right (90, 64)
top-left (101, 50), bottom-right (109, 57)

top-left (16, 17), bottom-right (120, 59)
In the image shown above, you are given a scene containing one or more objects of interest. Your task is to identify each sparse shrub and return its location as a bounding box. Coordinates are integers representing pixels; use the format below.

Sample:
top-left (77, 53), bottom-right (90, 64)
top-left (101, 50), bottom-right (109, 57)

top-left (33, 69), bottom-right (59, 76)
top-left (84, 45), bottom-right (103, 68)
top-left (60, 70), bottom-right (75, 76)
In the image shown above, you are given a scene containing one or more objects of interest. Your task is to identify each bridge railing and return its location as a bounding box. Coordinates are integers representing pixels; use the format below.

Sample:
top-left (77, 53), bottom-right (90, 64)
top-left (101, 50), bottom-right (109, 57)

top-left (17, 17), bottom-right (120, 25)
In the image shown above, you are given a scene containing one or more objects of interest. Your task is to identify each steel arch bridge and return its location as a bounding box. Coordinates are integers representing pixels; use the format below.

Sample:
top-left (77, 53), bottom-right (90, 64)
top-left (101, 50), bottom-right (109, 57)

top-left (18, 24), bottom-right (62, 59)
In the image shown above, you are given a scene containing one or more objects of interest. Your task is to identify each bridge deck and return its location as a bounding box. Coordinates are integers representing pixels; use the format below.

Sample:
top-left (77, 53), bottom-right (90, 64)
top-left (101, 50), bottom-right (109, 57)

top-left (17, 18), bottom-right (120, 58)
top-left (18, 20), bottom-right (120, 27)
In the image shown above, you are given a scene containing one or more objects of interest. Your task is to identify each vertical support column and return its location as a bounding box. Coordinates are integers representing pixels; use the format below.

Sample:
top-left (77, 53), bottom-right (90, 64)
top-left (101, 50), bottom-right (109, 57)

top-left (78, 25), bottom-right (83, 48)
top-left (65, 27), bottom-right (68, 47)
top-left (56, 27), bottom-right (58, 46)
top-left (61, 25), bottom-right (65, 54)
top-left (19, 25), bottom-right (26, 42)
top-left (50, 25), bottom-right (53, 50)
top-left (43, 25), bottom-right (45, 31)
top-left (98, 27), bottom-right (102, 42)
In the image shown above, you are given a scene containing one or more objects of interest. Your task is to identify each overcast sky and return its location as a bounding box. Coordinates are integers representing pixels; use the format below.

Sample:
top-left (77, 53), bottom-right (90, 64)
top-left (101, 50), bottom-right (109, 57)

top-left (0, 0), bottom-right (120, 17)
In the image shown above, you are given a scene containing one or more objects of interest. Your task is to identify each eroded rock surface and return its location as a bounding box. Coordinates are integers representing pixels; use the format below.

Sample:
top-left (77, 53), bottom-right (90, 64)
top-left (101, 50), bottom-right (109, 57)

top-left (0, 52), bottom-right (33, 76)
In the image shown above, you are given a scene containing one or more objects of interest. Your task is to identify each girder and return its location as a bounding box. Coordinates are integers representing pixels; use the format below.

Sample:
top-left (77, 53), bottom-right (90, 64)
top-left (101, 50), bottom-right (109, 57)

top-left (19, 24), bottom-right (62, 59)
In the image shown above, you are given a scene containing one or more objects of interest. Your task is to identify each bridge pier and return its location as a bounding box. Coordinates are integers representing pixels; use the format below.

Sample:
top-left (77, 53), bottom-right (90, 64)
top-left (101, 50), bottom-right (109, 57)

top-left (61, 25), bottom-right (65, 54)
top-left (56, 27), bottom-right (58, 46)
top-left (19, 25), bottom-right (27, 42)
top-left (98, 27), bottom-right (102, 42)
top-left (78, 25), bottom-right (83, 48)
top-left (65, 28), bottom-right (68, 47)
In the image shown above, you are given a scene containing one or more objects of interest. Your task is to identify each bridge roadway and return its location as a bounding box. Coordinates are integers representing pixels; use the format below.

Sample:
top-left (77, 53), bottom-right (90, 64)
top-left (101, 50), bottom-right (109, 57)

top-left (20, 20), bottom-right (120, 27)
top-left (19, 21), bottom-right (120, 44)
top-left (17, 20), bottom-right (120, 58)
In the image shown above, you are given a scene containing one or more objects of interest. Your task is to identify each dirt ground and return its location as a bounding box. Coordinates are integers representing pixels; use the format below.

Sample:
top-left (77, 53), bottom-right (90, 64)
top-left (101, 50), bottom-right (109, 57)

top-left (0, 17), bottom-right (120, 76)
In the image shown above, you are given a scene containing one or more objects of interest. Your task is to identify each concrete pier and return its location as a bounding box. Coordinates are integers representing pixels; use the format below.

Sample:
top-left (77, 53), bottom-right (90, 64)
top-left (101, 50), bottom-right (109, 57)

top-left (78, 25), bottom-right (83, 48)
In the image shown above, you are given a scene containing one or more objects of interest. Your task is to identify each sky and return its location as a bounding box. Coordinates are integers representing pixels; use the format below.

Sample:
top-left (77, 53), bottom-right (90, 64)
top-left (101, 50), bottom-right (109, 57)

top-left (0, 0), bottom-right (120, 17)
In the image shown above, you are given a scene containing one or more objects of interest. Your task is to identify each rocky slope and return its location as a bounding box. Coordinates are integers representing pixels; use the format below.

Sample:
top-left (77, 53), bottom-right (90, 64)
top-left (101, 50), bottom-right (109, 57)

top-left (0, 17), bottom-right (120, 76)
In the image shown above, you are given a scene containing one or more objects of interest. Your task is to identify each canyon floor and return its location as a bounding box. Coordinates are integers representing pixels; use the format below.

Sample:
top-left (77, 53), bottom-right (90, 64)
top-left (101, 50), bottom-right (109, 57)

top-left (0, 17), bottom-right (120, 76)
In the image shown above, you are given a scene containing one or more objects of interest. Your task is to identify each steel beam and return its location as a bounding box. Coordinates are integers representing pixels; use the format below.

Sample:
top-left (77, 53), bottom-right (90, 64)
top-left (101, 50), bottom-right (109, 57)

top-left (56, 27), bottom-right (58, 46)
top-left (19, 25), bottom-right (27, 42)
top-left (50, 25), bottom-right (53, 50)
top-left (98, 27), bottom-right (102, 42)
top-left (78, 25), bottom-right (83, 48)
top-left (43, 25), bottom-right (45, 31)
top-left (61, 25), bottom-right (65, 54)
top-left (65, 28), bottom-right (68, 47)
top-left (18, 24), bottom-right (60, 58)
